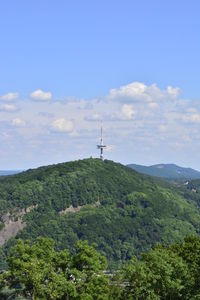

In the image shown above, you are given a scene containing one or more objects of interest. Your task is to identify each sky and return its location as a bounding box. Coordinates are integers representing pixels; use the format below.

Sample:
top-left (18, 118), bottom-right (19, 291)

top-left (1, 0), bottom-right (200, 170)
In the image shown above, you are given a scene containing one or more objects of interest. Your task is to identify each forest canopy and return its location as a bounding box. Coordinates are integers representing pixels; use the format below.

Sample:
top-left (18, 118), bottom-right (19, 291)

top-left (1, 236), bottom-right (200, 299)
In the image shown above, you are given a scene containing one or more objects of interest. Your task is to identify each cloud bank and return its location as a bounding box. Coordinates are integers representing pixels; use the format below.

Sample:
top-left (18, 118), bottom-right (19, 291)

top-left (0, 81), bottom-right (200, 169)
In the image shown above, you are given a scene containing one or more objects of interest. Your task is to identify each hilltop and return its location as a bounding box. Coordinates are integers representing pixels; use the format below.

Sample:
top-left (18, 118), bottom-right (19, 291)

top-left (0, 158), bottom-right (200, 268)
top-left (127, 163), bottom-right (200, 180)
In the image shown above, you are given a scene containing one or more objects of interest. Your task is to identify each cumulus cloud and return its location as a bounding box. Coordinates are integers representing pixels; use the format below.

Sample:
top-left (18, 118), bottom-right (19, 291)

top-left (109, 82), bottom-right (147, 100)
top-left (30, 89), bottom-right (52, 101)
top-left (52, 118), bottom-right (74, 133)
top-left (0, 104), bottom-right (18, 112)
top-left (181, 113), bottom-right (200, 123)
top-left (0, 92), bottom-right (19, 101)
top-left (167, 86), bottom-right (180, 98)
top-left (108, 81), bottom-right (180, 103)
top-left (12, 118), bottom-right (26, 126)
top-left (121, 104), bottom-right (135, 119)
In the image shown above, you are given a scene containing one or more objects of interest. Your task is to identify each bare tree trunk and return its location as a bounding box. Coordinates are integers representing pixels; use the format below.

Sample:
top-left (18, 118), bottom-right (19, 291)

top-left (32, 291), bottom-right (35, 300)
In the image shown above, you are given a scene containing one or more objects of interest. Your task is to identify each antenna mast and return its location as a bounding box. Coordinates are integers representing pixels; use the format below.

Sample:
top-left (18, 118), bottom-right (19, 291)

top-left (97, 123), bottom-right (107, 160)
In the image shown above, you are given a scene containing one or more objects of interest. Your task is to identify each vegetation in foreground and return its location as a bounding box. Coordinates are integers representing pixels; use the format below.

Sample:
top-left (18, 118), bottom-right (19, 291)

top-left (1, 235), bottom-right (200, 300)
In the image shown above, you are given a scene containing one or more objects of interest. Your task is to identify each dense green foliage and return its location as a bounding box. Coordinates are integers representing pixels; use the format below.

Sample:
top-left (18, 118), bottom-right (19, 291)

top-left (1, 236), bottom-right (200, 299)
top-left (128, 163), bottom-right (200, 180)
top-left (0, 237), bottom-right (109, 300)
top-left (120, 236), bottom-right (200, 299)
top-left (0, 159), bottom-right (152, 213)
top-left (1, 159), bottom-right (200, 268)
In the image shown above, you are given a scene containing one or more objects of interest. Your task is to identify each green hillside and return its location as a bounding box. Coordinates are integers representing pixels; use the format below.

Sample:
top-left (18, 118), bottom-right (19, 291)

top-left (127, 163), bottom-right (200, 180)
top-left (0, 158), bottom-right (200, 268)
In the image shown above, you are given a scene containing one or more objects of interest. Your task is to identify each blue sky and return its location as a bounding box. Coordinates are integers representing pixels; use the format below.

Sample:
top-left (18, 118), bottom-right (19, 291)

top-left (1, 0), bottom-right (200, 169)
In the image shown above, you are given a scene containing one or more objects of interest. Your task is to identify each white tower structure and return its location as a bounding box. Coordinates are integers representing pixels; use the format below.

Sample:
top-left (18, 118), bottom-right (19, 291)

top-left (97, 123), bottom-right (107, 160)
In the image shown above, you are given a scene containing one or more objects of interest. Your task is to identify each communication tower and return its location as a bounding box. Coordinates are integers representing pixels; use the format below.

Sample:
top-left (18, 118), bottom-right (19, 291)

top-left (97, 123), bottom-right (107, 160)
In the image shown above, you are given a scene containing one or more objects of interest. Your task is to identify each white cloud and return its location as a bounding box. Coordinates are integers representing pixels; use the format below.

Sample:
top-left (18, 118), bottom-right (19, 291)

top-left (109, 82), bottom-right (147, 100)
top-left (69, 130), bottom-right (79, 137)
top-left (121, 104), bottom-right (135, 119)
top-left (0, 104), bottom-right (18, 112)
top-left (108, 81), bottom-right (180, 103)
top-left (167, 86), bottom-right (180, 98)
top-left (182, 113), bottom-right (200, 123)
top-left (148, 102), bottom-right (159, 109)
top-left (52, 118), bottom-right (74, 133)
top-left (0, 92), bottom-right (19, 101)
top-left (12, 118), bottom-right (26, 126)
top-left (30, 89), bottom-right (52, 101)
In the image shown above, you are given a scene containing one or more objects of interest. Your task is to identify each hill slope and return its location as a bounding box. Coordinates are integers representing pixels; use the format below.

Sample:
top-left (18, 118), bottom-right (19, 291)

top-left (0, 159), bottom-right (200, 268)
top-left (127, 163), bottom-right (200, 180)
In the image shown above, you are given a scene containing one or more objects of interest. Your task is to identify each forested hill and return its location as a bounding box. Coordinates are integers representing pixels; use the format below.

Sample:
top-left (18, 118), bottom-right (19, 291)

top-left (127, 163), bottom-right (200, 180)
top-left (1, 158), bottom-right (200, 268)
top-left (0, 159), bottom-right (155, 213)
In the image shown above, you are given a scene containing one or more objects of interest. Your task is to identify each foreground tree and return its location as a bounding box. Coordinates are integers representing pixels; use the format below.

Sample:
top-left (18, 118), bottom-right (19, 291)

top-left (1, 238), bottom-right (109, 300)
top-left (71, 241), bottom-right (109, 299)
top-left (2, 235), bottom-right (200, 299)
top-left (170, 236), bottom-right (200, 298)
top-left (121, 246), bottom-right (192, 300)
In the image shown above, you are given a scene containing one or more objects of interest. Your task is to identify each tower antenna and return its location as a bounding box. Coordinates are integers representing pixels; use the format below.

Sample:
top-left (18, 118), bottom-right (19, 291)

top-left (97, 122), bottom-right (107, 160)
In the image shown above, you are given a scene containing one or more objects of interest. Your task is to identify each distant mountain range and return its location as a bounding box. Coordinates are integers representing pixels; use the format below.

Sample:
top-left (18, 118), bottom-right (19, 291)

top-left (0, 170), bottom-right (21, 176)
top-left (127, 163), bottom-right (200, 180)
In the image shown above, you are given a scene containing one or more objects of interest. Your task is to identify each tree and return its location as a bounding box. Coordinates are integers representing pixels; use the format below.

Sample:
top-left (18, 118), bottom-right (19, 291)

top-left (1, 238), bottom-right (109, 300)
top-left (71, 241), bottom-right (109, 300)
top-left (121, 246), bottom-right (191, 300)
top-left (170, 236), bottom-right (200, 298)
